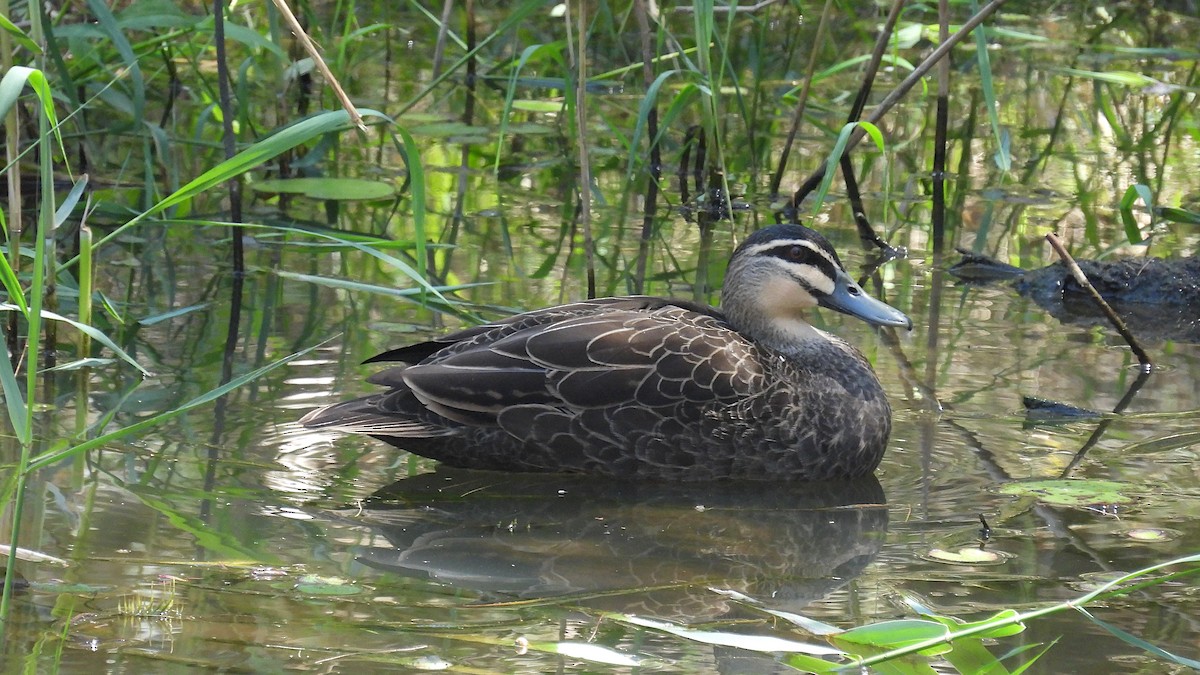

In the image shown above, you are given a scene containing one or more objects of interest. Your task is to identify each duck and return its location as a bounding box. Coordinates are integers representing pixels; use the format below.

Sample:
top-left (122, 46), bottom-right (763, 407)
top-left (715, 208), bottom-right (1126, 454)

top-left (300, 224), bottom-right (911, 481)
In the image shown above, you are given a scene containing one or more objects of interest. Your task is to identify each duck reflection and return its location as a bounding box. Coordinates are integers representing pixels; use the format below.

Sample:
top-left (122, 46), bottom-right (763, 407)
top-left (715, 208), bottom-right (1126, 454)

top-left (347, 468), bottom-right (887, 620)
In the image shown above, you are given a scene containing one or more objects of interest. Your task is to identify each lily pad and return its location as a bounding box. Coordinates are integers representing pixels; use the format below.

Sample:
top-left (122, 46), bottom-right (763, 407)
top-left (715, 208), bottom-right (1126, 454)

top-left (289, 574), bottom-right (362, 596)
top-left (251, 177), bottom-right (396, 201)
top-left (923, 547), bottom-right (1014, 566)
top-left (1122, 527), bottom-right (1181, 543)
top-left (997, 479), bottom-right (1134, 508)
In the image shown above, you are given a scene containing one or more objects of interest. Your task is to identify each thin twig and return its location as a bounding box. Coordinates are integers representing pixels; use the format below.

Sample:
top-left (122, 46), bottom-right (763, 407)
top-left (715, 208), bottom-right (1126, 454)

top-left (673, 0), bottom-right (782, 12)
top-left (270, 0), bottom-right (365, 130)
top-left (771, 0), bottom-right (833, 196)
top-left (791, 0), bottom-right (1009, 207)
top-left (1044, 233), bottom-right (1152, 370)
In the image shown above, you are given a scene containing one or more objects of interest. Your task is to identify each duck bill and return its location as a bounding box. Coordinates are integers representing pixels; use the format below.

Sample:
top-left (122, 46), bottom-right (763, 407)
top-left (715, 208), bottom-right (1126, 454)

top-left (820, 270), bottom-right (912, 329)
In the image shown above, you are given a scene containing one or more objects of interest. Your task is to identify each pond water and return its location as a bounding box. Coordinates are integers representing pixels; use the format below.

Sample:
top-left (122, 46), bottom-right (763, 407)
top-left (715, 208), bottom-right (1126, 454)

top-left (3, 3), bottom-right (1199, 672)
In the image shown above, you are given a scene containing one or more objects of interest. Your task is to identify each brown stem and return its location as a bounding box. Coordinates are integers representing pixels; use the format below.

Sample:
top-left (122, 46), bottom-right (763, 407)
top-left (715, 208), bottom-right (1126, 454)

top-left (791, 0), bottom-right (1009, 208)
top-left (1044, 233), bottom-right (1152, 370)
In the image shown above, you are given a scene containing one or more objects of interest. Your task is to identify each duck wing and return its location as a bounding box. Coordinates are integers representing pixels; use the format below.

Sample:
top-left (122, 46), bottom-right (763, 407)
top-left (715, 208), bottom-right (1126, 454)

top-left (306, 298), bottom-right (764, 440)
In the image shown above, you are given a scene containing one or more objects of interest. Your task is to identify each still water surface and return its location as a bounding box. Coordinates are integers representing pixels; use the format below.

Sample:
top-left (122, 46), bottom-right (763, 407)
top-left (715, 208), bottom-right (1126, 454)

top-left (5, 3), bottom-right (1200, 672)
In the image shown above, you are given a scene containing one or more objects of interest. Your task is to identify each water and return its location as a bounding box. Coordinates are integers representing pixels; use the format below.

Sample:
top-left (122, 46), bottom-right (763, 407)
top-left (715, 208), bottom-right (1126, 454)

top-left (4, 3), bottom-right (1199, 672)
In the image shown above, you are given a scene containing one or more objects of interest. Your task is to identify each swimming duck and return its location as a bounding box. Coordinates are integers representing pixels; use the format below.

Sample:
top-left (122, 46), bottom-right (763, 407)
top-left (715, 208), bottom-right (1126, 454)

top-left (300, 224), bottom-right (911, 480)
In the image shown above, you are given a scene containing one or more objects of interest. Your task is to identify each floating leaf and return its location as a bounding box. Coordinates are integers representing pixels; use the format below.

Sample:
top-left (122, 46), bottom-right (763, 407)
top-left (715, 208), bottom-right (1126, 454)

top-left (292, 574), bottom-right (362, 596)
top-left (923, 547), bottom-right (1014, 566)
top-left (1122, 528), bottom-right (1181, 543)
top-left (409, 121), bottom-right (491, 137)
top-left (997, 479), bottom-right (1133, 507)
top-left (251, 177), bottom-right (397, 201)
top-left (511, 100), bottom-right (564, 113)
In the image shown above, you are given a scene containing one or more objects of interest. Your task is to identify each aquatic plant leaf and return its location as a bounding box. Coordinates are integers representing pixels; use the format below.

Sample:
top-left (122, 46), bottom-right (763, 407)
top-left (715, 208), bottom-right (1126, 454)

top-left (941, 636), bottom-right (1011, 675)
top-left (275, 270), bottom-right (488, 301)
top-left (251, 177), bottom-right (397, 201)
top-left (780, 652), bottom-right (847, 673)
top-left (0, 304), bottom-right (151, 376)
top-left (0, 67), bottom-right (60, 144)
top-left (0, 321), bottom-right (29, 442)
top-left (53, 176), bottom-right (89, 229)
top-left (1058, 67), bottom-right (1160, 87)
top-left (950, 610), bottom-right (1026, 638)
top-left (39, 358), bottom-right (117, 373)
top-left (293, 575), bottom-right (363, 596)
top-left (138, 303), bottom-right (210, 326)
top-left (509, 100), bottom-right (564, 113)
top-left (1122, 430), bottom-right (1200, 456)
top-left (901, 594), bottom-right (1025, 637)
top-left (615, 614), bottom-right (842, 655)
top-left (0, 245), bottom-right (25, 315)
top-left (1157, 206), bottom-right (1200, 225)
top-left (536, 641), bottom-right (640, 666)
top-left (154, 109), bottom-right (392, 215)
top-left (970, 1), bottom-right (1010, 172)
top-left (834, 619), bottom-right (951, 653)
top-left (85, 0), bottom-right (145, 125)
top-left (1077, 609), bottom-right (1200, 670)
top-left (0, 544), bottom-right (68, 565)
top-left (923, 547), bottom-right (1013, 565)
top-left (0, 13), bottom-right (40, 53)
top-left (1119, 183), bottom-right (1153, 244)
top-left (810, 121), bottom-right (886, 217)
top-left (1007, 639), bottom-right (1059, 675)
top-left (757, 608), bottom-right (842, 636)
top-left (997, 479), bottom-right (1133, 507)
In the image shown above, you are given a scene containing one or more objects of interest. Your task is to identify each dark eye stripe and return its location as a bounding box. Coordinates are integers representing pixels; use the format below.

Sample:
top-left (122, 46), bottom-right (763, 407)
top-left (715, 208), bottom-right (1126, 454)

top-left (765, 243), bottom-right (838, 281)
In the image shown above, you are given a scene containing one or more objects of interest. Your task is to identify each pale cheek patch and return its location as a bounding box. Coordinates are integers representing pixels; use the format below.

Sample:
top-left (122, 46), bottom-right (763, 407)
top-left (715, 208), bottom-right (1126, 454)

top-left (759, 274), bottom-right (820, 315)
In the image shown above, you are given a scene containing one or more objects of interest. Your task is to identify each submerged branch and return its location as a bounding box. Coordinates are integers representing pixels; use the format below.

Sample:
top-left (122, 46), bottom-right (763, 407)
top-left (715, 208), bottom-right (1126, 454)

top-left (1044, 233), bottom-right (1152, 370)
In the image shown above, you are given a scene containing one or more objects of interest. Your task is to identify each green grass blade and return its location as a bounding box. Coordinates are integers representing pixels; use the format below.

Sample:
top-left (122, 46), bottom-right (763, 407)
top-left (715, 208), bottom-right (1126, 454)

top-left (152, 218), bottom-right (481, 322)
top-left (0, 13), bottom-right (40, 53)
top-left (810, 121), bottom-right (886, 217)
top-left (494, 42), bottom-right (565, 176)
top-left (397, 0), bottom-right (545, 115)
top-left (75, 108), bottom-right (392, 264)
top-left (971, 0), bottom-right (1010, 172)
top-left (0, 304), bottom-right (151, 376)
top-left (624, 69), bottom-right (682, 185)
top-left (275, 270), bottom-right (488, 299)
top-left (53, 176), bottom-right (88, 228)
top-left (85, 0), bottom-right (145, 125)
top-left (0, 243), bottom-right (27, 314)
top-left (1078, 609), bottom-right (1200, 670)
top-left (0, 67), bottom-right (61, 155)
top-left (393, 126), bottom-right (429, 291)
top-left (1119, 183), bottom-right (1154, 244)
top-left (0, 327), bottom-right (30, 444)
